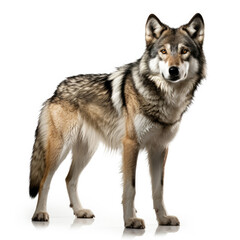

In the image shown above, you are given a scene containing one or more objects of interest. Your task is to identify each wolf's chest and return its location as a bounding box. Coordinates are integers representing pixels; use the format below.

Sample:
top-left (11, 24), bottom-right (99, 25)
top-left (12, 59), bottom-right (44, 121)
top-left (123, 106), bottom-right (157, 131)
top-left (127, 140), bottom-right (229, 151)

top-left (140, 88), bottom-right (191, 127)
top-left (134, 114), bottom-right (180, 148)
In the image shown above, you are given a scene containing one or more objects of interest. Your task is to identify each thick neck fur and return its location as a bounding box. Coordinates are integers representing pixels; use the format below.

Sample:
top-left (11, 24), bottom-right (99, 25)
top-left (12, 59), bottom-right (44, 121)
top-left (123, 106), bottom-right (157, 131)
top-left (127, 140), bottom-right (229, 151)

top-left (131, 53), bottom-right (202, 125)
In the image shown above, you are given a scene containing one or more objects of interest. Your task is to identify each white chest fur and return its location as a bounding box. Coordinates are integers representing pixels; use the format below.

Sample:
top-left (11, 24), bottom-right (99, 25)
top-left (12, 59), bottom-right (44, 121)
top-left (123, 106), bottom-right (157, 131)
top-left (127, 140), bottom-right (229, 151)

top-left (134, 114), bottom-right (180, 148)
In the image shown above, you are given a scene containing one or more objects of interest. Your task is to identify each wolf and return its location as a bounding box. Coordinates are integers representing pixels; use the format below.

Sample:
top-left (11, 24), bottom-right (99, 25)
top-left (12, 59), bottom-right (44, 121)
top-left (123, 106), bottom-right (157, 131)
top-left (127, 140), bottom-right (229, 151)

top-left (29, 13), bottom-right (206, 229)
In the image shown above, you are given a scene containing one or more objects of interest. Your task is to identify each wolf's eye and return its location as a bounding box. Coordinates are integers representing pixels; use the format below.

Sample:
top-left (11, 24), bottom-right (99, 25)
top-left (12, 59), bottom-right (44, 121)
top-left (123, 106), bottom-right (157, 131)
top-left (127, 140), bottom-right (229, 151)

top-left (160, 49), bottom-right (167, 54)
top-left (181, 49), bottom-right (189, 54)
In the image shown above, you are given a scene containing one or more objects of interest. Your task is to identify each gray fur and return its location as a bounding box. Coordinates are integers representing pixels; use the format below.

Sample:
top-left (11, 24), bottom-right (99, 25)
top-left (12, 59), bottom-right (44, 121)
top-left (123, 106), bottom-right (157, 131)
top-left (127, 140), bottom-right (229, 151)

top-left (29, 126), bottom-right (46, 198)
top-left (29, 13), bottom-right (206, 227)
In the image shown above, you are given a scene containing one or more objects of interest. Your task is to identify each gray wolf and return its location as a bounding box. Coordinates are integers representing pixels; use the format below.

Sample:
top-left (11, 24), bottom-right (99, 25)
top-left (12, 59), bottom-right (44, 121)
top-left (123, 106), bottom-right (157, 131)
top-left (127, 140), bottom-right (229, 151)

top-left (29, 13), bottom-right (206, 229)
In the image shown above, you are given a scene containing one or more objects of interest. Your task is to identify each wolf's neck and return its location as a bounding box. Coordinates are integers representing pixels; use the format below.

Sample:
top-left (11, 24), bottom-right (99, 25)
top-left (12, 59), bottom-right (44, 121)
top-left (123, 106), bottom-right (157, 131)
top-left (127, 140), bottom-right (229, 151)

top-left (132, 62), bottom-right (196, 124)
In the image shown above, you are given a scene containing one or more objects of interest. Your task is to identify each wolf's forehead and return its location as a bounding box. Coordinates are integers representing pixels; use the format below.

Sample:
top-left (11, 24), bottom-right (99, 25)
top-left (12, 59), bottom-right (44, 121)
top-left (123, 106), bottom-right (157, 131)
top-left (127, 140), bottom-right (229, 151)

top-left (160, 32), bottom-right (187, 47)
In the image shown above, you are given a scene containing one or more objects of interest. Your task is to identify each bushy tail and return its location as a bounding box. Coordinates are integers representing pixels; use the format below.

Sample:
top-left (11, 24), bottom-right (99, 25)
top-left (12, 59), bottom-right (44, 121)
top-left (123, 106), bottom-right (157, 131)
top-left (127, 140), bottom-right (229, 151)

top-left (29, 125), bottom-right (46, 198)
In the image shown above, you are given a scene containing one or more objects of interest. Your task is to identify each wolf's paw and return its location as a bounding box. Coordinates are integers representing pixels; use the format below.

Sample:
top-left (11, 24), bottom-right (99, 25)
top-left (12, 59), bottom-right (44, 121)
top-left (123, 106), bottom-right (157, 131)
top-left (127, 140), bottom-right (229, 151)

top-left (158, 215), bottom-right (180, 226)
top-left (75, 209), bottom-right (95, 218)
top-left (125, 218), bottom-right (145, 229)
top-left (32, 212), bottom-right (49, 222)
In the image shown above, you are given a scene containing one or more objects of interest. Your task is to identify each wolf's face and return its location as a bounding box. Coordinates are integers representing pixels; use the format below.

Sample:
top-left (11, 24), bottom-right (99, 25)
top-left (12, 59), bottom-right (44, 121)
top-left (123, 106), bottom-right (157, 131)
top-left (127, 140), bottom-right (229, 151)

top-left (145, 14), bottom-right (204, 83)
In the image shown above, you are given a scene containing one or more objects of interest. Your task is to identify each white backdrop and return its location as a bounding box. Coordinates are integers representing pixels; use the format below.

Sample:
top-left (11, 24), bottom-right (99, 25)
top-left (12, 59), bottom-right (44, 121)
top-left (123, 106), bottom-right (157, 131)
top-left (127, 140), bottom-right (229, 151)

top-left (1, 0), bottom-right (240, 239)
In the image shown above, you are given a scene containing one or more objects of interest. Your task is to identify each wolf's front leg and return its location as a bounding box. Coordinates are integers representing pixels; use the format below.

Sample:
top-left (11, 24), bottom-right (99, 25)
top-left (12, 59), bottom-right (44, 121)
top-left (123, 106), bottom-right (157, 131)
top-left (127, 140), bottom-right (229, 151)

top-left (148, 147), bottom-right (180, 226)
top-left (122, 137), bottom-right (145, 229)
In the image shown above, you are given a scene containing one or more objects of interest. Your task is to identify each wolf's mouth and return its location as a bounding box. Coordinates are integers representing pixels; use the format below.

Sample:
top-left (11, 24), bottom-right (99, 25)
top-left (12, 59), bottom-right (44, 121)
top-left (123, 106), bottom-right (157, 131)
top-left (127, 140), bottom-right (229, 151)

top-left (169, 76), bottom-right (180, 82)
top-left (162, 73), bottom-right (180, 82)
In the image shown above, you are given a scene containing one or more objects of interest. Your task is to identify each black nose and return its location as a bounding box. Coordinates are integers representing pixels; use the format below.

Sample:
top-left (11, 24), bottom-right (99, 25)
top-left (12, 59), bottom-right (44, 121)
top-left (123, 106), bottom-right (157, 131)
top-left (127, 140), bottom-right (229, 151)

top-left (169, 66), bottom-right (179, 77)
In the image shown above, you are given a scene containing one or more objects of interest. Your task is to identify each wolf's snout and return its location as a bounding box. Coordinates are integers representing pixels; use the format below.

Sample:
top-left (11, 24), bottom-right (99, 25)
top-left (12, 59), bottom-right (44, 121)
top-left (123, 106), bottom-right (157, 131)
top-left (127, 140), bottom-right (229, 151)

top-left (169, 66), bottom-right (179, 78)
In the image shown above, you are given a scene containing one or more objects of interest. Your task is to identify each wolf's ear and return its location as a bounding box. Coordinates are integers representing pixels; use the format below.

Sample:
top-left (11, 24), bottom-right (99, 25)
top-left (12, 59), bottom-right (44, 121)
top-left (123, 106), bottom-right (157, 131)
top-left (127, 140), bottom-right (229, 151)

top-left (145, 14), bottom-right (167, 46)
top-left (182, 13), bottom-right (204, 46)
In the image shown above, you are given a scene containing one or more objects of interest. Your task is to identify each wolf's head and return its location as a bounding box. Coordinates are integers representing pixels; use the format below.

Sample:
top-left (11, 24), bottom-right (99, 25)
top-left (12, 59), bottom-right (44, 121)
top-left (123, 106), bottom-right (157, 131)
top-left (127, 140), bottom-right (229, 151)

top-left (141, 13), bottom-right (205, 84)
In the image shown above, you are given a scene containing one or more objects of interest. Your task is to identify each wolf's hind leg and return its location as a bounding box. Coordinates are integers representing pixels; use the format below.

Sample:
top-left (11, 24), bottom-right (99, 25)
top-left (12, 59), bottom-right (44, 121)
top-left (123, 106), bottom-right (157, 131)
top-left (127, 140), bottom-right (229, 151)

top-left (66, 138), bottom-right (97, 218)
top-left (32, 139), bottom-right (70, 221)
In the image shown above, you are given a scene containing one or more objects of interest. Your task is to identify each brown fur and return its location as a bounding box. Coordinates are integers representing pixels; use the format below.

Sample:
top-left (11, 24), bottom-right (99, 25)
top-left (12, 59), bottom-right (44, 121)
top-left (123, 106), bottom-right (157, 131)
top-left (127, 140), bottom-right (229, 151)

top-left (167, 55), bottom-right (181, 66)
top-left (29, 13), bottom-right (205, 227)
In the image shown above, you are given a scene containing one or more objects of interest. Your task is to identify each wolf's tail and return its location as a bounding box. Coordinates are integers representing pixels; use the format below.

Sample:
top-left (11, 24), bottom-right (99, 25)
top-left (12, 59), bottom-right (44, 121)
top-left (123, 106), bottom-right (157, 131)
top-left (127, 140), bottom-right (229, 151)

top-left (29, 106), bottom-right (48, 198)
